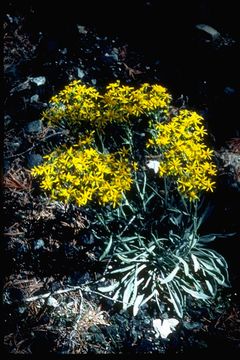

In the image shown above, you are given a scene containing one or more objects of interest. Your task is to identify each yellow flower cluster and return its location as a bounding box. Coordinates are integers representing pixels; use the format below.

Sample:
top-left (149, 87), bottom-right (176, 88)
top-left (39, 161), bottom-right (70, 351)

top-left (147, 109), bottom-right (217, 200)
top-left (102, 81), bottom-right (171, 123)
top-left (31, 139), bottom-right (135, 208)
top-left (42, 80), bottom-right (102, 128)
top-left (42, 80), bottom-right (171, 129)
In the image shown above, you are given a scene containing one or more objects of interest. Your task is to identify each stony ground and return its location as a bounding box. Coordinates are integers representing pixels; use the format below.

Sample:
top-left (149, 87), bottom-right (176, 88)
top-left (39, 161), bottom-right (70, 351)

top-left (3, 3), bottom-right (240, 356)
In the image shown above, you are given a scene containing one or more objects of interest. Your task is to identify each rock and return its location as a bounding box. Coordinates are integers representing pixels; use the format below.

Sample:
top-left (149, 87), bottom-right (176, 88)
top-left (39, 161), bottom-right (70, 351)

top-left (77, 25), bottom-right (87, 34)
top-left (91, 79), bottom-right (97, 85)
top-left (25, 120), bottom-right (42, 134)
top-left (104, 49), bottom-right (118, 62)
top-left (224, 86), bottom-right (236, 96)
top-left (10, 140), bottom-right (22, 152)
top-left (47, 296), bottom-right (59, 308)
top-left (82, 233), bottom-right (95, 245)
top-left (111, 48), bottom-right (119, 61)
top-left (30, 94), bottom-right (40, 103)
top-left (30, 76), bottom-right (46, 86)
top-left (3, 287), bottom-right (25, 304)
top-left (3, 160), bottom-right (11, 173)
top-left (4, 64), bottom-right (19, 80)
top-left (10, 79), bottom-right (32, 94)
top-left (18, 306), bottom-right (27, 314)
top-left (59, 48), bottom-right (67, 55)
top-left (195, 24), bottom-right (221, 41)
top-left (27, 154), bottom-right (43, 168)
top-left (183, 321), bottom-right (202, 330)
top-left (77, 68), bottom-right (85, 79)
top-left (34, 239), bottom-right (45, 250)
top-left (4, 115), bottom-right (12, 128)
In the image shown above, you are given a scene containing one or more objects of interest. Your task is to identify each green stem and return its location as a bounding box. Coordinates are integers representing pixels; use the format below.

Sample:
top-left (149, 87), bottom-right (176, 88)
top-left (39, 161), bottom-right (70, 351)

top-left (163, 176), bottom-right (168, 209)
top-left (96, 128), bottom-right (105, 153)
top-left (193, 201), bottom-right (198, 237)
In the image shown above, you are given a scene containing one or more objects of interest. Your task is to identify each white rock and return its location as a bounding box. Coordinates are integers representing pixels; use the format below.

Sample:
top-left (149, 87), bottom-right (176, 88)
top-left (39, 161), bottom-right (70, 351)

top-left (47, 296), bottom-right (59, 308)
top-left (30, 76), bottom-right (46, 86)
top-left (146, 160), bottom-right (160, 174)
top-left (153, 318), bottom-right (179, 339)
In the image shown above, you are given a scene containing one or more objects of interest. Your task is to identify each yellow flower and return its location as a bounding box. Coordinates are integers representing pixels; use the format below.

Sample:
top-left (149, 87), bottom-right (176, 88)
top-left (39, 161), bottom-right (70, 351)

top-left (147, 109), bottom-right (216, 200)
top-left (31, 145), bottom-right (134, 208)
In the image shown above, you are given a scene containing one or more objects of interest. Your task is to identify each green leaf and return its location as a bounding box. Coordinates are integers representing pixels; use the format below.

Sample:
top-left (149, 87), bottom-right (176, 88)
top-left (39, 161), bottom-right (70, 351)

top-left (169, 216), bottom-right (180, 226)
top-left (98, 281), bottom-right (119, 293)
top-left (142, 275), bottom-right (152, 290)
top-left (166, 283), bottom-right (183, 318)
top-left (112, 287), bottom-right (121, 301)
top-left (145, 192), bottom-right (155, 206)
top-left (160, 265), bottom-right (180, 284)
top-left (120, 236), bottom-right (139, 243)
top-left (191, 254), bottom-right (200, 272)
top-left (129, 264), bottom-right (146, 305)
top-left (123, 279), bottom-right (134, 310)
top-left (99, 235), bottom-right (113, 261)
top-left (130, 277), bottom-right (145, 308)
top-left (181, 285), bottom-right (209, 300)
top-left (133, 294), bottom-right (145, 316)
top-left (110, 264), bottom-right (135, 274)
top-left (116, 254), bottom-right (136, 264)
top-left (174, 255), bottom-right (189, 276)
top-left (199, 234), bottom-right (216, 243)
top-left (140, 289), bottom-right (157, 307)
top-left (205, 279), bottom-right (217, 296)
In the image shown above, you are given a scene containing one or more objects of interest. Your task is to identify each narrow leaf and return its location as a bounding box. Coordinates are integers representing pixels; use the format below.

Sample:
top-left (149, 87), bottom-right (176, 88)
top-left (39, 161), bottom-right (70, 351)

top-left (99, 235), bottom-right (113, 261)
top-left (110, 264), bottom-right (135, 274)
top-left (199, 234), bottom-right (216, 243)
top-left (166, 283), bottom-right (183, 318)
top-left (160, 266), bottom-right (180, 284)
top-left (98, 281), bottom-right (119, 293)
top-left (181, 285), bottom-right (209, 300)
top-left (175, 256), bottom-right (189, 276)
top-left (122, 279), bottom-right (134, 310)
top-left (191, 254), bottom-right (200, 272)
top-left (133, 294), bottom-right (144, 316)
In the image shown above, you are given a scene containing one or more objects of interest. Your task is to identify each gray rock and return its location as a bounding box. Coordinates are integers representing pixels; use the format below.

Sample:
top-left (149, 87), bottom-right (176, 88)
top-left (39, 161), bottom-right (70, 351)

top-left (4, 115), bottom-right (12, 128)
top-left (10, 141), bottom-right (22, 152)
top-left (25, 120), bottom-right (42, 134)
top-left (18, 306), bottom-right (27, 314)
top-left (30, 94), bottom-right (40, 103)
top-left (27, 154), bottom-right (43, 168)
top-left (183, 321), bottom-right (202, 330)
top-left (77, 68), bottom-right (85, 79)
top-left (77, 25), bottom-right (87, 34)
top-left (59, 48), bottom-right (67, 55)
top-left (4, 64), bottom-right (19, 80)
top-left (47, 296), bottom-right (59, 308)
top-left (111, 48), bottom-right (119, 61)
top-left (105, 49), bottom-right (119, 62)
top-left (224, 86), bottom-right (236, 96)
top-left (91, 79), bottom-right (97, 85)
top-left (34, 239), bottom-right (45, 250)
top-left (30, 76), bottom-right (46, 86)
top-left (10, 79), bottom-right (32, 94)
top-left (3, 160), bottom-right (11, 173)
top-left (195, 24), bottom-right (221, 41)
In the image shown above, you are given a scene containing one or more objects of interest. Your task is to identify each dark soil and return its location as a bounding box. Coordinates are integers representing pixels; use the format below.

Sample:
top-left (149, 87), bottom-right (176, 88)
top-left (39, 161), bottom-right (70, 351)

top-left (3, 1), bottom-right (240, 356)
